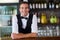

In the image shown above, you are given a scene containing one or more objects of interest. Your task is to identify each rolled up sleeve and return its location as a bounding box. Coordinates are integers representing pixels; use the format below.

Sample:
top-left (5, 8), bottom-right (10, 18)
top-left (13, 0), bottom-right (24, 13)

top-left (31, 15), bottom-right (38, 33)
top-left (12, 15), bottom-right (18, 34)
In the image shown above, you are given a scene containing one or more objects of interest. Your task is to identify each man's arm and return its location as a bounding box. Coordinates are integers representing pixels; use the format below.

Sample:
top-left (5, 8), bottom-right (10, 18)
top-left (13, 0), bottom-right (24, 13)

top-left (11, 33), bottom-right (37, 39)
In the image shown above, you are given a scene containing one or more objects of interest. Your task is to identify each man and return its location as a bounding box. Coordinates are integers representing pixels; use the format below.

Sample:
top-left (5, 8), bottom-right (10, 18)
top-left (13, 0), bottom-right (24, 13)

top-left (11, 2), bottom-right (38, 39)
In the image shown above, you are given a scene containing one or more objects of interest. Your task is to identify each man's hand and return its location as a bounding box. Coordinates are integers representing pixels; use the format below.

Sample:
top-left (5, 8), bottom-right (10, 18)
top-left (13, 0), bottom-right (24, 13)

top-left (11, 33), bottom-right (25, 39)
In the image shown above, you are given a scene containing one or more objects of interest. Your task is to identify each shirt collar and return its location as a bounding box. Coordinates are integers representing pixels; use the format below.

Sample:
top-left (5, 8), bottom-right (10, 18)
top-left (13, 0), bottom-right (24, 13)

top-left (20, 13), bottom-right (29, 18)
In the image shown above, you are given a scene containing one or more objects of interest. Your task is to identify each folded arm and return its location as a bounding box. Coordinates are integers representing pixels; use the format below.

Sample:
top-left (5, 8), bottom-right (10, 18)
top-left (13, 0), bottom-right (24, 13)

top-left (11, 15), bottom-right (38, 39)
top-left (11, 33), bottom-right (37, 39)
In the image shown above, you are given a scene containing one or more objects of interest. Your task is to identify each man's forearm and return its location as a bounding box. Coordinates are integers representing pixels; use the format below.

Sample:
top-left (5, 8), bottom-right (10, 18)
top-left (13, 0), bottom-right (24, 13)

top-left (25, 33), bottom-right (37, 37)
top-left (11, 33), bottom-right (37, 39)
top-left (11, 33), bottom-right (25, 39)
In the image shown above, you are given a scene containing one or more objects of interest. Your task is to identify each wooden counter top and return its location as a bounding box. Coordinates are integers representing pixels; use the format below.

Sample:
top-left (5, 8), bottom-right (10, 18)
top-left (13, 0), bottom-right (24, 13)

top-left (13, 37), bottom-right (60, 40)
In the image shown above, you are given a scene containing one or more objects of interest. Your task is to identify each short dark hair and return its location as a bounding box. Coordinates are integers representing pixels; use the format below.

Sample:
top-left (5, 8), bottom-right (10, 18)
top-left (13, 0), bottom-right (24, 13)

top-left (19, 2), bottom-right (29, 8)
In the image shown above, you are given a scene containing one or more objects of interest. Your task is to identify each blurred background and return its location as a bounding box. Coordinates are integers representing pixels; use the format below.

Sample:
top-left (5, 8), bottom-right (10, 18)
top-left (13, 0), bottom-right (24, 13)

top-left (0, 0), bottom-right (60, 40)
top-left (0, 2), bottom-right (18, 40)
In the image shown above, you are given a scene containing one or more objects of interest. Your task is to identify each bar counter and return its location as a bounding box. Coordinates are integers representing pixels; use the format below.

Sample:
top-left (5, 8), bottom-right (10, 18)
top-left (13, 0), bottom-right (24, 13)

top-left (13, 37), bottom-right (60, 40)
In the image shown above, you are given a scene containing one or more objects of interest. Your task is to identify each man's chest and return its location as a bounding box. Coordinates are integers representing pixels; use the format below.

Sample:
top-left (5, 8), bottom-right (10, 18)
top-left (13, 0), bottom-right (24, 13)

top-left (21, 19), bottom-right (27, 29)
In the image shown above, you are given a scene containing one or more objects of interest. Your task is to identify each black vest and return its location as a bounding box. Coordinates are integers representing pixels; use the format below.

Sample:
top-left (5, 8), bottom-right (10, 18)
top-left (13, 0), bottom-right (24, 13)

top-left (16, 13), bottom-right (33, 34)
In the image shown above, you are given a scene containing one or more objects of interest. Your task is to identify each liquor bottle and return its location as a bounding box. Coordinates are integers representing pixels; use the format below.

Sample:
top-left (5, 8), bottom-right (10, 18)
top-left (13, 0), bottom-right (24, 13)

top-left (50, 16), bottom-right (57, 23)
top-left (44, 3), bottom-right (47, 8)
top-left (41, 13), bottom-right (47, 24)
top-left (40, 3), bottom-right (43, 9)
top-left (52, 3), bottom-right (54, 8)
top-left (49, 29), bottom-right (53, 36)
top-left (38, 17), bottom-right (40, 23)
top-left (8, 17), bottom-right (12, 26)
top-left (36, 3), bottom-right (38, 8)
top-left (55, 1), bottom-right (59, 8)
top-left (39, 3), bottom-right (41, 9)
top-left (32, 3), bottom-right (35, 9)
top-left (41, 3), bottom-right (44, 8)
top-left (50, 13), bottom-right (58, 24)
top-left (8, 20), bottom-right (10, 26)
top-left (56, 26), bottom-right (59, 36)
top-left (53, 27), bottom-right (57, 36)
top-left (29, 4), bottom-right (32, 9)
top-left (56, 4), bottom-right (59, 8)
top-left (49, 3), bottom-right (52, 8)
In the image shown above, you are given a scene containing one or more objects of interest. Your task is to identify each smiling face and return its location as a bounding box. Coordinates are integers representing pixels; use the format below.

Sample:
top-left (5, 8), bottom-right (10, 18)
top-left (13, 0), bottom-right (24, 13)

top-left (19, 3), bottom-right (29, 16)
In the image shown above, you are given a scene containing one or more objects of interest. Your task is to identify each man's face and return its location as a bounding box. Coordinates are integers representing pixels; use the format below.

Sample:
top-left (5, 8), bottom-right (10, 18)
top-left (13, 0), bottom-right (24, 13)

top-left (19, 3), bottom-right (29, 16)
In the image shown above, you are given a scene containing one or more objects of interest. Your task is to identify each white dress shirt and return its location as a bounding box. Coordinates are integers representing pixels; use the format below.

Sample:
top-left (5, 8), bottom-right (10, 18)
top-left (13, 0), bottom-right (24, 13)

top-left (12, 13), bottom-right (38, 34)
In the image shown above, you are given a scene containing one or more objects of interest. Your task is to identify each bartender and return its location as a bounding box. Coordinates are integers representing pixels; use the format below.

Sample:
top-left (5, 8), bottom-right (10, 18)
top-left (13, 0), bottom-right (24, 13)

top-left (11, 2), bottom-right (38, 39)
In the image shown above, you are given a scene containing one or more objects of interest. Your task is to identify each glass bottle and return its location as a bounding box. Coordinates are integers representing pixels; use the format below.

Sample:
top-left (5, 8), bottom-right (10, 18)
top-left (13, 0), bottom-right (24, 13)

top-left (41, 12), bottom-right (47, 24)
top-left (50, 12), bottom-right (58, 24)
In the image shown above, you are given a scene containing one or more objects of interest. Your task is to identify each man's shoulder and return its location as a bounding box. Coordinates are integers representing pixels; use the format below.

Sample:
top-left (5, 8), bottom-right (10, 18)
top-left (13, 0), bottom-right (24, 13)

top-left (12, 14), bottom-right (20, 18)
top-left (12, 14), bottom-right (18, 19)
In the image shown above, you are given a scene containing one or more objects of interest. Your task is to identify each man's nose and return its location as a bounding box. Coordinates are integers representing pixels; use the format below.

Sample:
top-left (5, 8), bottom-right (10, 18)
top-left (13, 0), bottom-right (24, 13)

top-left (23, 8), bottom-right (26, 11)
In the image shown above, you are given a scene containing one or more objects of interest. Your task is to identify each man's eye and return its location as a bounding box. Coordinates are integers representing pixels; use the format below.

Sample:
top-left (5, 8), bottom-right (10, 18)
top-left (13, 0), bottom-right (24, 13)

top-left (20, 7), bottom-right (29, 9)
top-left (25, 7), bottom-right (29, 9)
top-left (21, 7), bottom-right (24, 9)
